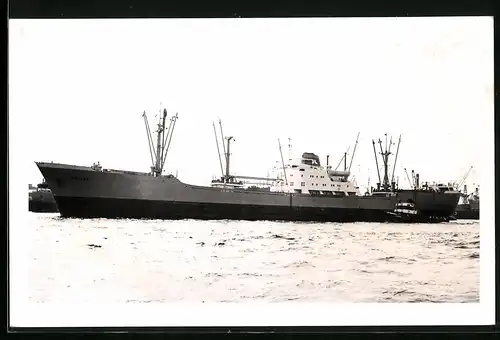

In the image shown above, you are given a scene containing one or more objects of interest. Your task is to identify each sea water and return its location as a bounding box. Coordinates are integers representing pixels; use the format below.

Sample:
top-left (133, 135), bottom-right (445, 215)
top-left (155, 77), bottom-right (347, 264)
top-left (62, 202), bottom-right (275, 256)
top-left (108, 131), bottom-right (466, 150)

top-left (25, 213), bottom-right (479, 303)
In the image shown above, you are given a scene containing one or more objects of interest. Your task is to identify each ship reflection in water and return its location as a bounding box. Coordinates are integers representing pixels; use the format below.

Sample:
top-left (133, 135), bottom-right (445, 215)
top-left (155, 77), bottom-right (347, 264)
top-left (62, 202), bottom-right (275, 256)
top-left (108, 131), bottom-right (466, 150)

top-left (27, 215), bottom-right (479, 303)
top-left (34, 109), bottom-right (462, 223)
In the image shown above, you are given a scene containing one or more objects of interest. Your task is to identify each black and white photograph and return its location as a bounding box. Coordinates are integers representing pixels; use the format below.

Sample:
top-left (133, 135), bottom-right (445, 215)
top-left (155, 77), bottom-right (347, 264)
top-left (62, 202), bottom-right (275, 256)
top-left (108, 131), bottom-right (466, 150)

top-left (8, 16), bottom-right (494, 327)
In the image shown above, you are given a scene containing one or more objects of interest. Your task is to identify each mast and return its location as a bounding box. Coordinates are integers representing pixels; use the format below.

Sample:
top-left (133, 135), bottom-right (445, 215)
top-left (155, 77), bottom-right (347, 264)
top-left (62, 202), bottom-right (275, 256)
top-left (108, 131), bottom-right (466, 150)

top-left (344, 152), bottom-right (347, 171)
top-left (377, 138), bottom-right (390, 190)
top-left (288, 137), bottom-right (292, 160)
top-left (225, 136), bottom-right (234, 181)
top-left (404, 168), bottom-right (413, 188)
top-left (213, 121), bottom-right (225, 177)
top-left (219, 119), bottom-right (227, 175)
top-left (142, 111), bottom-right (156, 168)
top-left (372, 140), bottom-right (381, 188)
top-left (159, 109), bottom-right (168, 165)
top-left (377, 134), bottom-right (394, 191)
top-left (335, 147), bottom-right (349, 171)
top-left (391, 134), bottom-right (402, 185)
top-left (278, 139), bottom-right (288, 185)
top-left (348, 132), bottom-right (360, 172)
top-left (154, 112), bottom-right (164, 176)
top-left (143, 106), bottom-right (178, 177)
top-left (161, 113), bottom-right (178, 170)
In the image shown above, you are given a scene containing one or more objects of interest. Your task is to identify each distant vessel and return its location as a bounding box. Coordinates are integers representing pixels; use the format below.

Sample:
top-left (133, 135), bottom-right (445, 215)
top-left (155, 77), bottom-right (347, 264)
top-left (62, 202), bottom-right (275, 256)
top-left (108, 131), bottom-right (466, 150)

top-left (29, 180), bottom-right (58, 213)
top-left (455, 185), bottom-right (480, 220)
top-left (36, 108), bottom-right (460, 222)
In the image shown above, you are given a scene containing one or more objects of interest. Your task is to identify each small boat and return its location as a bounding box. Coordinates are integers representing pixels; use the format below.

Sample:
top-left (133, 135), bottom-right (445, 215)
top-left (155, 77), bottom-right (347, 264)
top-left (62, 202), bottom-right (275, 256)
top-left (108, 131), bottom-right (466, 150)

top-left (387, 202), bottom-right (418, 220)
top-left (386, 201), bottom-right (449, 223)
top-left (29, 180), bottom-right (59, 213)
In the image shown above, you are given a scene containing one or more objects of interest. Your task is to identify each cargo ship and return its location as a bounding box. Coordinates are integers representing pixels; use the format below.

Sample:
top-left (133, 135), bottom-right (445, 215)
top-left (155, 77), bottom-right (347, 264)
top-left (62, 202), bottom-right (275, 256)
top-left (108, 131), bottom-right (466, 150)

top-left (36, 108), bottom-right (460, 222)
top-left (455, 185), bottom-right (480, 220)
top-left (28, 180), bottom-right (59, 213)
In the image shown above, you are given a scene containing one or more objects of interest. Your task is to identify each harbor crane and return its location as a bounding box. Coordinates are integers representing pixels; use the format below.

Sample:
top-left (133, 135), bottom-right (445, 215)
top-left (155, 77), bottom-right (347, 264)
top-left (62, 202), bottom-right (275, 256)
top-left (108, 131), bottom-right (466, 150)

top-left (456, 166), bottom-right (474, 192)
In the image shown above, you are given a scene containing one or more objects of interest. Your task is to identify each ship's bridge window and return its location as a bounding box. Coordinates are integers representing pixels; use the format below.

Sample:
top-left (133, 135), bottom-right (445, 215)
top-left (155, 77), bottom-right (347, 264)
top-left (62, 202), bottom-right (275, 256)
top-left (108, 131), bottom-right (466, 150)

top-left (299, 168), bottom-right (305, 171)
top-left (290, 182), bottom-right (294, 186)
top-left (301, 182), bottom-right (305, 186)
top-left (291, 165), bottom-right (298, 168)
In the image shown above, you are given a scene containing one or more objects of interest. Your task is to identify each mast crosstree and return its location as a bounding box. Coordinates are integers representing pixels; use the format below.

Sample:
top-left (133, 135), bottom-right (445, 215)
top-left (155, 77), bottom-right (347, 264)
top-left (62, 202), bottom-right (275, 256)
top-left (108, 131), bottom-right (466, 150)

top-left (372, 133), bottom-right (402, 192)
top-left (142, 107), bottom-right (179, 176)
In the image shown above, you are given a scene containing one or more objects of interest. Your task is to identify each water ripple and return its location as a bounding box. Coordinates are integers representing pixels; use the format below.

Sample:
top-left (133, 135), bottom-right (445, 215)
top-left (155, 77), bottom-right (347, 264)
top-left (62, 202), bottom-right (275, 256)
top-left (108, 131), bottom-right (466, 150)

top-left (27, 213), bottom-right (479, 303)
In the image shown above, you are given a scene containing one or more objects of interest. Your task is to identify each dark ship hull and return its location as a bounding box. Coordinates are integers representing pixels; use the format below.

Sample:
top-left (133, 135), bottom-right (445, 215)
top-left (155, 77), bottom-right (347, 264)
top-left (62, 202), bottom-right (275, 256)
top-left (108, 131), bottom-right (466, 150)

top-left (36, 162), bottom-right (460, 223)
top-left (385, 212), bottom-right (451, 223)
top-left (29, 188), bottom-right (59, 213)
top-left (454, 203), bottom-right (479, 220)
top-left (29, 199), bottom-right (59, 213)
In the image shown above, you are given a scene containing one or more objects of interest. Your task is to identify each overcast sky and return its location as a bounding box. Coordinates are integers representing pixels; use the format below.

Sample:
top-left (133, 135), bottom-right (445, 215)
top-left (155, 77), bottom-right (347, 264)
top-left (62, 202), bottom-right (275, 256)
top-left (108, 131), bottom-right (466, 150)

top-left (9, 17), bottom-right (493, 193)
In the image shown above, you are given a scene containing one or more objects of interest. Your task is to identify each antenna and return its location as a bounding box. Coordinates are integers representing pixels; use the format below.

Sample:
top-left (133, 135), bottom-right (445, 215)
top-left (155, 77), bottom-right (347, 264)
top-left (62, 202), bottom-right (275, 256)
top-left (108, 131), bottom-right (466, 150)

top-left (288, 137), bottom-right (292, 160)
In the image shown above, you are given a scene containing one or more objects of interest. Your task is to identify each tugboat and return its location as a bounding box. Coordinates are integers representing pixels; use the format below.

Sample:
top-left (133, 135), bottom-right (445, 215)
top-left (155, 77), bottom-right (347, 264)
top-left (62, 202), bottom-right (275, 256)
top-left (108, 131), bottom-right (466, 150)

top-left (29, 179), bottom-right (58, 213)
top-left (386, 201), bottom-right (418, 221)
top-left (386, 201), bottom-right (449, 223)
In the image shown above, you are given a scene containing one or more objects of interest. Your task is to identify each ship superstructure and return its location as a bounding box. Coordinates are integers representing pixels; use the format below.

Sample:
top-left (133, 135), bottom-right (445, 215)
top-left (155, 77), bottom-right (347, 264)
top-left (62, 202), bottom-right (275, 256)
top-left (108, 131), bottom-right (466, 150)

top-left (270, 152), bottom-right (359, 196)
